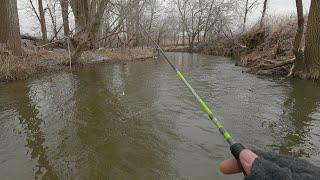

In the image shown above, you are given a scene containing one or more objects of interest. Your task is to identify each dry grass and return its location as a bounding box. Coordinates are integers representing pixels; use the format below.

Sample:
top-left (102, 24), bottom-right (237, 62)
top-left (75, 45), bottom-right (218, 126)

top-left (0, 45), bottom-right (36, 81)
top-left (0, 41), bottom-right (70, 82)
top-left (1, 41), bottom-right (155, 82)
top-left (234, 16), bottom-right (300, 75)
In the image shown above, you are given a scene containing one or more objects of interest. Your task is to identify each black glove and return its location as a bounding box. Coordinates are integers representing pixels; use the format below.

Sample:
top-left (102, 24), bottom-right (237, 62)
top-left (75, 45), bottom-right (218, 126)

top-left (246, 150), bottom-right (320, 180)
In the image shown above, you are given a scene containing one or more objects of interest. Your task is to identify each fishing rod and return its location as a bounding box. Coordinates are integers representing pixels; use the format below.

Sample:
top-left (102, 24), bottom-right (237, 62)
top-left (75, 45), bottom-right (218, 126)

top-left (139, 24), bottom-right (247, 176)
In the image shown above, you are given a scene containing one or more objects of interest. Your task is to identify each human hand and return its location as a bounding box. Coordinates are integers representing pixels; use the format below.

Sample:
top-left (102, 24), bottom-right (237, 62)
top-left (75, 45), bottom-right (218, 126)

top-left (220, 149), bottom-right (258, 175)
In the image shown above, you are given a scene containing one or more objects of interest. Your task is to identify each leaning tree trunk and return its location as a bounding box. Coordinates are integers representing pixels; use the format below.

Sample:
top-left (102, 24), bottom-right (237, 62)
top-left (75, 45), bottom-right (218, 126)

top-left (304, 0), bottom-right (320, 79)
top-left (0, 0), bottom-right (22, 55)
top-left (293, 0), bottom-right (305, 73)
top-left (38, 0), bottom-right (48, 42)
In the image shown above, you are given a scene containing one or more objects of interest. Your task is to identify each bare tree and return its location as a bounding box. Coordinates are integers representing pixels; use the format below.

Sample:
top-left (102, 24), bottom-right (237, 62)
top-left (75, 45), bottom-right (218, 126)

top-left (242, 0), bottom-right (260, 31)
top-left (38, 0), bottom-right (48, 42)
top-left (28, 0), bottom-right (48, 42)
top-left (202, 0), bottom-right (235, 42)
top-left (293, 0), bottom-right (305, 72)
top-left (174, 0), bottom-right (188, 45)
top-left (144, 0), bottom-right (163, 45)
top-left (47, 1), bottom-right (63, 41)
top-left (71, 0), bottom-right (109, 62)
top-left (0, 0), bottom-right (22, 55)
top-left (59, 0), bottom-right (70, 37)
top-left (292, 0), bottom-right (320, 79)
top-left (304, 0), bottom-right (320, 79)
top-left (174, 0), bottom-right (201, 49)
top-left (202, 0), bottom-right (216, 42)
top-left (70, 0), bottom-right (89, 32)
top-left (260, 0), bottom-right (268, 29)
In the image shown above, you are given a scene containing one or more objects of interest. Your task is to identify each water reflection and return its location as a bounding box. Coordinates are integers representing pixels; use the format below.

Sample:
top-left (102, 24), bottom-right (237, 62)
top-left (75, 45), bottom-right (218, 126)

top-left (109, 64), bottom-right (126, 97)
top-left (28, 73), bottom-right (77, 179)
top-left (271, 80), bottom-right (320, 159)
top-left (6, 82), bottom-right (58, 179)
top-left (69, 67), bottom-right (175, 179)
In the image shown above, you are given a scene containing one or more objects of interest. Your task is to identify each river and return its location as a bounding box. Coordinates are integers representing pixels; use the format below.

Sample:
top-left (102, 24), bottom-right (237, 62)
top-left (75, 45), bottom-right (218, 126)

top-left (1, 52), bottom-right (320, 180)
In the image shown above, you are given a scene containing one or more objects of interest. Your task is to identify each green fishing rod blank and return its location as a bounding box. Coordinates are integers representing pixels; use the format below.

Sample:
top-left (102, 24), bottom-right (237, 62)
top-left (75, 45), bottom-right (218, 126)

top-left (139, 24), bottom-right (247, 176)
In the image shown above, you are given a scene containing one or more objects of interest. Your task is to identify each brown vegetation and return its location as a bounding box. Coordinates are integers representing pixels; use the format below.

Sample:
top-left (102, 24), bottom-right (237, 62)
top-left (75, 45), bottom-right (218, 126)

top-left (169, 17), bottom-right (305, 77)
top-left (0, 40), bottom-right (155, 82)
top-left (237, 19), bottom-right (298, 76)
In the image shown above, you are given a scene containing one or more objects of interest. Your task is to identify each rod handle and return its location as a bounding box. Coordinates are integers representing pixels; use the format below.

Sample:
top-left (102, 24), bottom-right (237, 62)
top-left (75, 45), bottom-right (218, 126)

top-left (230, 143), bottom-right (247, 176)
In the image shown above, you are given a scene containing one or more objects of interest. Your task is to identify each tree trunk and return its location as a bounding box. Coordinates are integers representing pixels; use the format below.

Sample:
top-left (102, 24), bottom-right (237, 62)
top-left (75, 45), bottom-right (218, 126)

top-left (71, 0), bottom-right (109, 62)
top-left (260, 0), bottom-right (268, 29)
top-left (157, 31), bottom-right (161, 45)
top-left (176, 33), bottom-right (180, 46)
top-left (147, 10), bottom-right (155, 45)
top-left (243, 0), bottom-right (249, 32)
top-left (47, 6), bottom-right (58, 41)
top-left (182, 26), bottom-right (185, 45)
top-left (304, 0), bottom-right (320, 79)
top-left (89, 0), bottom-right (108, 44)
top-left (189, 34), bottom-right (196, 50)
top-left (38, 0), bottom-right (48, 42)
top-left (293, 0), bottom-right (305, 72)
top-left (0, 0), bottom-right (22, 55)
top-left (203, 31), bottom-right (207, 42)
top-left (70, 0), bottom-right (89, 32)
top-left (60, 0), bottom-right (70, 37)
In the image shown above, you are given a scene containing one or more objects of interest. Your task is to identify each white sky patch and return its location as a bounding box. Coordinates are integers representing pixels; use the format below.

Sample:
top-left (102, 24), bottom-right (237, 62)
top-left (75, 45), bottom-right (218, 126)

top-left (18, 0), bottom-right (75, 37)
top-left (18, 0), bottom-right (42, 36)
top-left (17, 0), bottom-right (312, 36)
top-left (268, 0), bottom-right (311, 15)
top-left (248, 0), bottom-right (311, 23)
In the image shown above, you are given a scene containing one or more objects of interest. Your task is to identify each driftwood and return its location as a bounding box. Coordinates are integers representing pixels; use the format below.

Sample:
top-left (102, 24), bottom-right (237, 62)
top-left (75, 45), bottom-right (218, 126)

top-left (21, 35), bottom-right (41, 42)
top-left (250, 58), bottom-right (295, 72)
top-left (287, 64), bottom-right (295, 77)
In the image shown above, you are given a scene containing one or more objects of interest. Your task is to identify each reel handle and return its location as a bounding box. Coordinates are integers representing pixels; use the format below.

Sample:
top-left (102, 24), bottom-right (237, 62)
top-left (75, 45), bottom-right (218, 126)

top-left (230, 143), bottom-right (247, 176)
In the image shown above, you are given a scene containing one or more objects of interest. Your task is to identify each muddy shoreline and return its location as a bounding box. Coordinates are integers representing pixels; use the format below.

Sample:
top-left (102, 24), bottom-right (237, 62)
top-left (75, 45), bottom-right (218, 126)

top-left (0, 43), bottom-right (155, 83)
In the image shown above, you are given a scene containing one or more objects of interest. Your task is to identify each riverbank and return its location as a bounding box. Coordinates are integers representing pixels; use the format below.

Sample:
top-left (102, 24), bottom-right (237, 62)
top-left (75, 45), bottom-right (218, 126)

top-left (234, 18), bottom-right (297, 77)
top-left (0, 40), bottom-right (155, 82)
top-left (166, 17), bottom-right (301, 77)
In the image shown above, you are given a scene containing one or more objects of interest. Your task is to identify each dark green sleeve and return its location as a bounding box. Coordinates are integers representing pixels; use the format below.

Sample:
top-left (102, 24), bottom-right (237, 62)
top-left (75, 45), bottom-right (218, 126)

top-left (245, 151), bottom-right (320, 180)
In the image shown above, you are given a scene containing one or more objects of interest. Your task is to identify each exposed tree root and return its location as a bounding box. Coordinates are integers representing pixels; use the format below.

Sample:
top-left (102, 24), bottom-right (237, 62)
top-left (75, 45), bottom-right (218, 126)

top-left (287, 64), bottom-right (295, 77)
top-left (249, 58), bottom-right (295, 72)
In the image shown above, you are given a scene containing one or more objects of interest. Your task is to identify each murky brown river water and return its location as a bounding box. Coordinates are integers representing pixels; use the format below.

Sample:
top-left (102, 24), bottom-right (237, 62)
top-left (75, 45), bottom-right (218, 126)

top-left (1, 52), bottom-right (320, 180)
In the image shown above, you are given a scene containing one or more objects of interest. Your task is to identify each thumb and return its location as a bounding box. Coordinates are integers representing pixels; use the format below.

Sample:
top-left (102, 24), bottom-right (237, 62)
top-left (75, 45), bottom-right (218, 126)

top-left (239, 150), bottom-right (258, 174)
